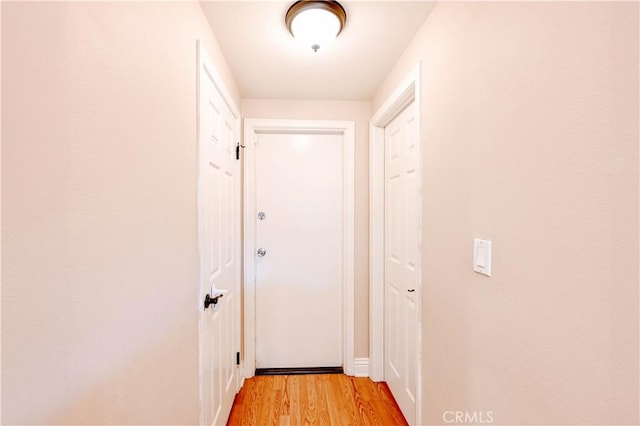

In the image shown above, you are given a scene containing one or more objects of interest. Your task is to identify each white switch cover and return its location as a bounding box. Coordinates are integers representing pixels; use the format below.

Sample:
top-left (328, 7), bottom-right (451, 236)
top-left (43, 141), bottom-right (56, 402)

top-left (474, 239), bottom-right (492, 276)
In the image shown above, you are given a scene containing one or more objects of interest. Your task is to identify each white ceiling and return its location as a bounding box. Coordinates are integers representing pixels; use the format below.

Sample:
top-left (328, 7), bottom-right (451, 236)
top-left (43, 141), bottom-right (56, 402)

top-left (200, 1), bottom-right (436, 100)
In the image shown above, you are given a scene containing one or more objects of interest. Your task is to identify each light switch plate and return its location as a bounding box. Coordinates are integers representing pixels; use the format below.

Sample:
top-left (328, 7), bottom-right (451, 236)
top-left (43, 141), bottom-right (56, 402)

top-left (474, 239), bottom-right (492, 276)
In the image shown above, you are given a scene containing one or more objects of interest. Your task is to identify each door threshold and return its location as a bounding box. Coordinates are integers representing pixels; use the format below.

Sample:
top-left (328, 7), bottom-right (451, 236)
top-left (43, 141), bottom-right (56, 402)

top-left (255, 366), bottom-right (344, 376)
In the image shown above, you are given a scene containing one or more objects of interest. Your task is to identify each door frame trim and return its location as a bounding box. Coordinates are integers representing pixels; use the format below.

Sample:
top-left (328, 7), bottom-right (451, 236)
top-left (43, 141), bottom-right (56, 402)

top-left (369, 63), bottom-right (423, 424)
top-left (196, 40), bottom-right (242, 426)
top-left (243, 119), bottom-right (355, 378)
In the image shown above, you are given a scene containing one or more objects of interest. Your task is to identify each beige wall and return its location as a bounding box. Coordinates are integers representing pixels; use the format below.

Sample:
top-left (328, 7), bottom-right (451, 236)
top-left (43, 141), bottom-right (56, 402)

top-left (0, 1), bottom-right (3, 420)
top-left (1, 2), bottom-right (239, 424)
top-left (374, 2), bottom-right (639, 425)
top-left (242, 99), bottom-right (371, 358)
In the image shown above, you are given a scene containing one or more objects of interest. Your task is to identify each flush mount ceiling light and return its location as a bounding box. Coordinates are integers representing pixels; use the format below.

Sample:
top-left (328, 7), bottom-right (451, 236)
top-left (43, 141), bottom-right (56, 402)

top-left (285, 1), bottom-right (347, 53)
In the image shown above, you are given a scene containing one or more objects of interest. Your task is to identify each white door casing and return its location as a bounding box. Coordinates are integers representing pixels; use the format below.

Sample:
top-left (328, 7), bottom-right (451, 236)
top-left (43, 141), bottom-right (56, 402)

top-left (197, 41), bottom-right (242, 426)
top-left (370, 63), bottom-right (422, 425)
top-left (244, 119), bottom-right (355, 377)
top-left (384, 101), bottom-right (418, 424)
top-left (255, 133), bottom-right (343, 369)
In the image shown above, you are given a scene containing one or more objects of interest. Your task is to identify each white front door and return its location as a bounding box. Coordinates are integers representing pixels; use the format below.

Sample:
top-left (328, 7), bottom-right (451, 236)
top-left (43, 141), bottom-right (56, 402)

top-left (254, 132), bottom-right (343, 369)
top-left (384, 101), bottom-right (418, 424)
top-left (197, 44), bottom-right (240, 426)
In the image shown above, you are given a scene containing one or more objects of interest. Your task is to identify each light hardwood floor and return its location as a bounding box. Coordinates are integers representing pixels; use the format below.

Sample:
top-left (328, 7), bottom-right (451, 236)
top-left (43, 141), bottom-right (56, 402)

top-left (227, 374), bottom-right (408, 426)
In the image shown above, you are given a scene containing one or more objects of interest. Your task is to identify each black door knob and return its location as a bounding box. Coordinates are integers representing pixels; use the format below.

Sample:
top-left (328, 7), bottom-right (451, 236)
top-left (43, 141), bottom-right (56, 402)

top-left (204, 293), bottom-right (224, 309)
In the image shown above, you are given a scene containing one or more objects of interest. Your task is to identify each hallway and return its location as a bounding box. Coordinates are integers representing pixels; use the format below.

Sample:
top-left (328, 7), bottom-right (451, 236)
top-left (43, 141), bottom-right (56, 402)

top-left (1, 1), bottom-right (638, 425)
top-left (226, 374), bottom-right (407, 426)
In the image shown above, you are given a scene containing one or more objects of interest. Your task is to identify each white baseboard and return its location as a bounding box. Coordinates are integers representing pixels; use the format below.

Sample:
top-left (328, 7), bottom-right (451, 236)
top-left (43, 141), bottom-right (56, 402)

top-left (353, 357), bottom-right (369, 377)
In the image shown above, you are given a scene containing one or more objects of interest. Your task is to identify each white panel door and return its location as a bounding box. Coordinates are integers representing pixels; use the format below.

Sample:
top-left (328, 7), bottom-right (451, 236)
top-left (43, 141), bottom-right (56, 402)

top-left (198, 47), bottom-right (240, 426)
top-left (254, 132), bottom-right (343, 369)
top-left (384, 101), bottom-right (418, 424)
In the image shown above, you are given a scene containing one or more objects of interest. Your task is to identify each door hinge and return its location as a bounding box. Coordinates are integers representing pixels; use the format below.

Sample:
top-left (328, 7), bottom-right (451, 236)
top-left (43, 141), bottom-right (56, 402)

top-left (236, 142), bottom-right (245, 160)
top-left (236, 351), bottom-right (240, 366)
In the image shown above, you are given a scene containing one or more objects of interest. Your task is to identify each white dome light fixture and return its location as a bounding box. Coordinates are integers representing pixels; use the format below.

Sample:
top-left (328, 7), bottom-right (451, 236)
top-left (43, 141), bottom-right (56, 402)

top-left (285, 1), bottom-right (347, 53)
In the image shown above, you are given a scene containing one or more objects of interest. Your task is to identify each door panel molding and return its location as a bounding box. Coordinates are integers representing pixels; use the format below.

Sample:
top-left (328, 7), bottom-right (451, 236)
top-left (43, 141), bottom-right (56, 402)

top-left (244, 119), bottom-right (355, 378)
top-left (369, 63), bottom-right (422, 424)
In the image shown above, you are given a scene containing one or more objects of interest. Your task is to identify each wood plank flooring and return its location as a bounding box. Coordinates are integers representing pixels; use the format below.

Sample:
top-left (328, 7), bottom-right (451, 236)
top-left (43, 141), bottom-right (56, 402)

top-left (227, 374), bottom-right (408, 426)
